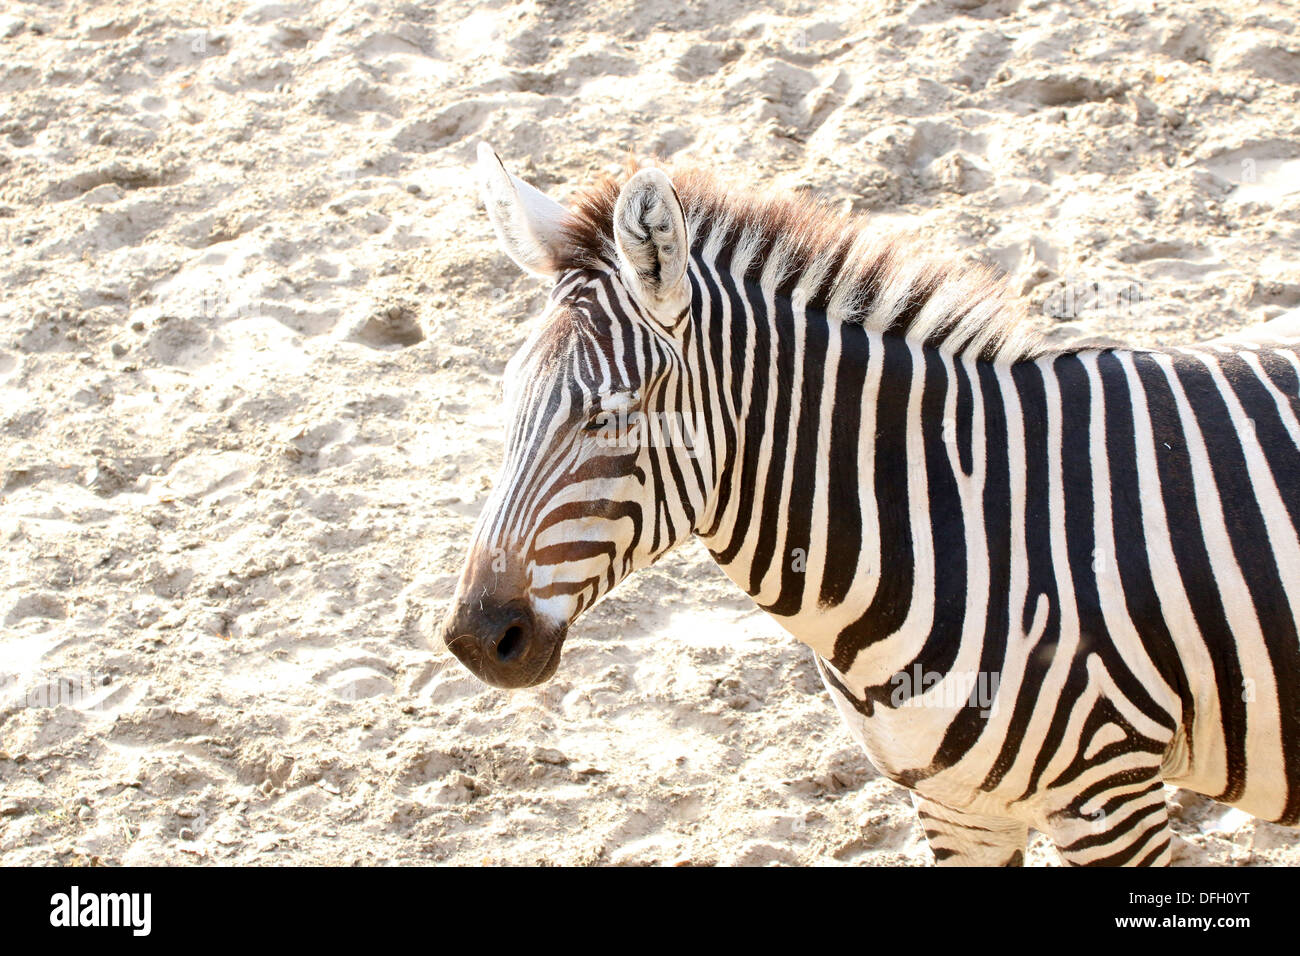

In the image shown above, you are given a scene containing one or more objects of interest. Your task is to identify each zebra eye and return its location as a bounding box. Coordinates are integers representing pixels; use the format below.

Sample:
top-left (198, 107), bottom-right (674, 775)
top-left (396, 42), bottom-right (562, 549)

top-left (582, 391), bottom-right (640, 433)
top-left (582, 412), bottom-right (613, 433)
top-left (599, 390), bottom-right (640, 415)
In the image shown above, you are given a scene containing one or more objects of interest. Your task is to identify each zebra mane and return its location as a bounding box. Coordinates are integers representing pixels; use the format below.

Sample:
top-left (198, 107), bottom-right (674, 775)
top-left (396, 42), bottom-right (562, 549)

top-left (557, 162), bottom-right (1044, 362)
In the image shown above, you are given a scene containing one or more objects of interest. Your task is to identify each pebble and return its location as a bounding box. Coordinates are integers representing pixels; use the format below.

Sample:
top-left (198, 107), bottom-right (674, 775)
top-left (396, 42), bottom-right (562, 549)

top-left (529, 746), bottom-right (569, 766)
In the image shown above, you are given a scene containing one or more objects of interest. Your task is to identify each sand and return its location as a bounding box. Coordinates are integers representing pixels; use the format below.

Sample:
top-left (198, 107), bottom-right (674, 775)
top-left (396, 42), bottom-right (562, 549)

top-left (1, 0), bottom-right (1298, 866)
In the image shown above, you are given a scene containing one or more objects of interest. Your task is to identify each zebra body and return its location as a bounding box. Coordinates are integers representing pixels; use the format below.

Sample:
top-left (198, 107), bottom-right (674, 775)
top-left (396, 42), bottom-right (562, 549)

top-left (750, 338), bottom-right (1300, 864)
top-left (441, 144), bottom-right (1300, 865)
top-left (694, 280), bottom-right (1300, 864)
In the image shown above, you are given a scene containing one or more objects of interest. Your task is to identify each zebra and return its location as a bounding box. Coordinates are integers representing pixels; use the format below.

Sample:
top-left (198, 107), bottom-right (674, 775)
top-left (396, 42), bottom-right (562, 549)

top-left (439, 142), bottom-right (1300, 866)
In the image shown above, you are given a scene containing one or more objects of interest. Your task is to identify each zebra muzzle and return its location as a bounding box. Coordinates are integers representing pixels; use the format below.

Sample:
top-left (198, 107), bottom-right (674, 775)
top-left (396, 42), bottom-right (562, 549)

top-left (439, 597), bottom-right (566, 689)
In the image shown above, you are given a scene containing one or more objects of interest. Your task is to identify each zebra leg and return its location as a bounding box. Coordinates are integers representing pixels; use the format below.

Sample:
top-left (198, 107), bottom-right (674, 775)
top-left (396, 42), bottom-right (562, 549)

top-left (1041, 774), bottom-right (1173, 866)
top-left (912, 795), bottom-right (1029, 866)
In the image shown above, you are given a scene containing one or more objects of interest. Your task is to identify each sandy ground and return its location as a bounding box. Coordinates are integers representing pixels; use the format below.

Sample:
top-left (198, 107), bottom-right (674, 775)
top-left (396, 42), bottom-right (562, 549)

top-left (1, 0), bottom-right (1299, 866)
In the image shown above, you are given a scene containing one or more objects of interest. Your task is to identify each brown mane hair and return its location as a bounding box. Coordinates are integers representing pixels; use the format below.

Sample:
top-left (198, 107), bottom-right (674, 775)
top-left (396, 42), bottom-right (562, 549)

top-left (556, 161), bottom-right (1044, 361)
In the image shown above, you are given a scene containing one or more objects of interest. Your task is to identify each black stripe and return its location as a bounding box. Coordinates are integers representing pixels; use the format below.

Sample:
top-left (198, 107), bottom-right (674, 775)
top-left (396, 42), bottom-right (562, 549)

top-left (831, 334), bottom-right (915, 671)
top-left (984, 359), bottom-right (1060, 792)
top-left (818, 322), bottom-right (868, 607)
top-left (764, 297), bottom-right (831, 615)
top-left (748, 279), bottom-right (798, 593)
top-left (934, 360), bottom-right (1011, 772)
top-left (712, 271), bottom-right (767, 567)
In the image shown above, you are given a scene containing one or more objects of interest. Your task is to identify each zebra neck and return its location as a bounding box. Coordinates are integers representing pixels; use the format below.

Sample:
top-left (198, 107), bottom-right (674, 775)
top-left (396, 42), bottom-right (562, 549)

top-left (693, 276), bottom-right (1034, 686)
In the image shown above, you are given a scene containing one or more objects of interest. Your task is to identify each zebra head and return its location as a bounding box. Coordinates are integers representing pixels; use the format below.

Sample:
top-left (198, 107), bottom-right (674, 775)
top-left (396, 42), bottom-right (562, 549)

top-left (439, 145), bottom-right (708, 689)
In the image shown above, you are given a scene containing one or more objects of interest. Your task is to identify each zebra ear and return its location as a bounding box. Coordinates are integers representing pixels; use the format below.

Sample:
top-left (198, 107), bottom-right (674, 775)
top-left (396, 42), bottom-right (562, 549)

top-left (613, 168), bottom-right (691, 322)
top-left (477, 142), bottom-right (569, 279)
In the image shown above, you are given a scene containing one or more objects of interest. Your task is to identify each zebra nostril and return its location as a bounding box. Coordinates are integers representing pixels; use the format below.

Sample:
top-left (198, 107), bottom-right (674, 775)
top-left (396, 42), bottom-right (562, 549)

top-left (495, 624), bottom-right (527, 662)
